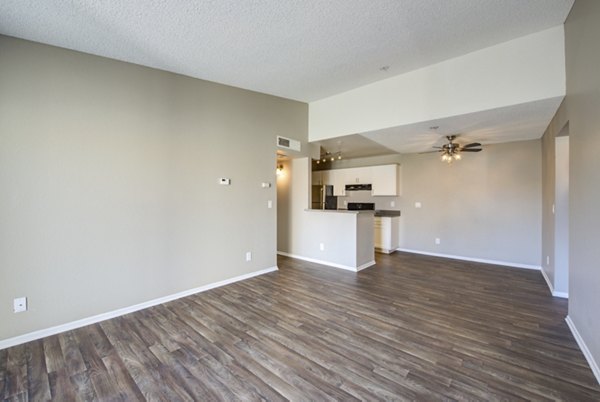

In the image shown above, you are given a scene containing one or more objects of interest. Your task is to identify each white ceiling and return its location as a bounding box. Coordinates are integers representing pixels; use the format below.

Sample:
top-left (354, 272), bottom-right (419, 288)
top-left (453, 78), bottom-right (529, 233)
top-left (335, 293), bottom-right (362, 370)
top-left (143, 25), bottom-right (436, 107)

top-left (0, 0), bottom-right (574, 102)
top-left (360, 97), bottom-right (565, 154)
top-left (312, 134), bottom-right (398, 160)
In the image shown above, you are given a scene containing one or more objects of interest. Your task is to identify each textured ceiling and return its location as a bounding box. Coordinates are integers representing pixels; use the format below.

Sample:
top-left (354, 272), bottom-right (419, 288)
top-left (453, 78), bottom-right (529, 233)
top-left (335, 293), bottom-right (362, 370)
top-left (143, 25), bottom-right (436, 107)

top-left (0, 0), bottom-right (574, 102)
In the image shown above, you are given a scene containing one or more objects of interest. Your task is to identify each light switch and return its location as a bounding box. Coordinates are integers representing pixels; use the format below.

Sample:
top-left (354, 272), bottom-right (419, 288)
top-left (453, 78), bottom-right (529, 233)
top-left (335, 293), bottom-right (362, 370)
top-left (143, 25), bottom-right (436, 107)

top-left (267, 200), bottom-right (273, 209)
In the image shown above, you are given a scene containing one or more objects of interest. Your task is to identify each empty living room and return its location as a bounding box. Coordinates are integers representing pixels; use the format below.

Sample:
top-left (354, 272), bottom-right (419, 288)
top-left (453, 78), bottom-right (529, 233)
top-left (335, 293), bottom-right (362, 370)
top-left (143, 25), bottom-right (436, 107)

top-left (1, 1), bottom-right (600, 400)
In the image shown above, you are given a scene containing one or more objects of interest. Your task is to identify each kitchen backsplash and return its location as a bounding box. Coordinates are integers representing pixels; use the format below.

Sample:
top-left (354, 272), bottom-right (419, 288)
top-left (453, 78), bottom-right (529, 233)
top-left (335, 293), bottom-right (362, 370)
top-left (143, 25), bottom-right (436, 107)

top-left (337, 190), bottom-right (401, 211)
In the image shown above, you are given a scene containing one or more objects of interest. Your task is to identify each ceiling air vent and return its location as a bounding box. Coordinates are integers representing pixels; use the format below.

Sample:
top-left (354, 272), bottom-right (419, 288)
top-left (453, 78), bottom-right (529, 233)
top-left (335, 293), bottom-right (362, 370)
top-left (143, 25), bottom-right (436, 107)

top-left (277, 136), bottom-right (301, 152)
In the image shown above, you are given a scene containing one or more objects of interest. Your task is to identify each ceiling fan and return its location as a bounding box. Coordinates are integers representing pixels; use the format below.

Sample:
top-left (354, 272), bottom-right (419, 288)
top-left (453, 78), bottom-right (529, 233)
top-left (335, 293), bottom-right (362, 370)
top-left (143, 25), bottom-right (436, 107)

top-left (423, 135), bottom-right (482, 163)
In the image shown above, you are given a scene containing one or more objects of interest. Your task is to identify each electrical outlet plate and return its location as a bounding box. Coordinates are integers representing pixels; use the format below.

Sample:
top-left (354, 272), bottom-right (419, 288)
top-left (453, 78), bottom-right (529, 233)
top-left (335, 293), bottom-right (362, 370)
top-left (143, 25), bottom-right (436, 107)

top-left (13, 297), bottom-right (27, 313)
top-left (319, 243), bottom-right (325, 251)
top-left (246, 251), bottom-right (252, 262)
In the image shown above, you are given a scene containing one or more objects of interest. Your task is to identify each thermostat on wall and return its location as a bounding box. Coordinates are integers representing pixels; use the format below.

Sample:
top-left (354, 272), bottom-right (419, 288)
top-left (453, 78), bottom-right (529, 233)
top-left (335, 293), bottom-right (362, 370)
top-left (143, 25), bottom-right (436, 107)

top-left (219, 178), bottom-right (231, 185)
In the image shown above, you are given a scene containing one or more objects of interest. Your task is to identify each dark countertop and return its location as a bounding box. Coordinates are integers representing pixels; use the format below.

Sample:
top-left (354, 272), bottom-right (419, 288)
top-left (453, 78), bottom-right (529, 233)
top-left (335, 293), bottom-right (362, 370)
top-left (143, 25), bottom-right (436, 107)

top-left (375, 210), bottom-right (401, 217)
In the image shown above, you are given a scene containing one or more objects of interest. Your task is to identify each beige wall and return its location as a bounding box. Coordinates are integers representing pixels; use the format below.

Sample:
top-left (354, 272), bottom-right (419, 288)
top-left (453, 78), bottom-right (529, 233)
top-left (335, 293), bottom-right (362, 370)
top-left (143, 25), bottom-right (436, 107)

top-left (563, 0), bottom-right (600, 375)
top-left (541, 102), bottom-right (569, 293)
top-left (0, 35), bottom-right (308, 341)
top-left (399, 140), bottom-right (542, 267)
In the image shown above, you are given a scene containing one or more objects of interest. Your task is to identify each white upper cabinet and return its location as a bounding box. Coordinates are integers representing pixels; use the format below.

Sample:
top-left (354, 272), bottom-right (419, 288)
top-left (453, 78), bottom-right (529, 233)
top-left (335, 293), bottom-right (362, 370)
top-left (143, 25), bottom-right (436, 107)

top-left (329, 169), bottom-right (347, 196)
top-left (323, 163), bottom-right (400, 197)
top-left (371, 164), bottom-right (400, 196)
top-left (344, 167), bottom-right (372, 184)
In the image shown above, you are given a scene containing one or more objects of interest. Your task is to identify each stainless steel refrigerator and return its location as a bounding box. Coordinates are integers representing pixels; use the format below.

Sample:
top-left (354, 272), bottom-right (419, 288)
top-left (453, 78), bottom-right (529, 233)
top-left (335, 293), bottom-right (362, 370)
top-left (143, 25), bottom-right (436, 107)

top-left (311, 185), bottom-right (337, 210)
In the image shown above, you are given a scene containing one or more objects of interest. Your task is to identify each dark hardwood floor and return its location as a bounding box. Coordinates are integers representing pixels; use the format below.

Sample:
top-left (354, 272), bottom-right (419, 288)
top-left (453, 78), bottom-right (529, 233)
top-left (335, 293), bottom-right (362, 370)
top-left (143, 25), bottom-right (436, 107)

top-left (2, 252), bottom-right (600, 401)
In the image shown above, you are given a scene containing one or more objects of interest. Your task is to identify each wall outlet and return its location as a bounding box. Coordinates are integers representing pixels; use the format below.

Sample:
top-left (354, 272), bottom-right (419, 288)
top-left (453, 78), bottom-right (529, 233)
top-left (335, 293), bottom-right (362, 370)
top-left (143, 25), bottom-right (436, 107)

top-left (390, 201), bottom-right (395, 207)
top-left (267, 200), bottom-right (273, 209)
top-left (319, 242), bottom-right (325, 251)
top-left (546, 256), bottom-right (550, 265)
top-left (246, 252), bottom-right (252, 262)
top-left (415, 202), bottom-right (422, 208)
top-left (13, 297), bottom-right (27, 313)
top-left (343, 200), bottom-right (347, 206)
top-left (435, 238), bottom-right (441, 245)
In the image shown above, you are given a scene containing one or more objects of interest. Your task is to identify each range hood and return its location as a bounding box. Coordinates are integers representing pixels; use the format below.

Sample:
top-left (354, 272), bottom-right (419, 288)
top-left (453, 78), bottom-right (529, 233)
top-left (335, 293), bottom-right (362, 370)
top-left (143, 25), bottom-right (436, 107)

top-left (345, 183), bottom-right (372, 191)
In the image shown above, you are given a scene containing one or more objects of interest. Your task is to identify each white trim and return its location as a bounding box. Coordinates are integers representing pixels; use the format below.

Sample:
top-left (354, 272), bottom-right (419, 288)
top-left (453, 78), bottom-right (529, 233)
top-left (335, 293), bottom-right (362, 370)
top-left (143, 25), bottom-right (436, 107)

top-left (541, 267), bottom-right (555, 293)
top-left (277, 251), bottom-right (370, 272)
top-left (396, 248), bottom-right (541, 270)
top-left (540, 268), bottom-right (569, 299)
top-left (565, 316), bottom-right (600, 385)
top-left (356, 260), bottom-right (377, 271)
top-left (0, 266), bottom-right (278, 351)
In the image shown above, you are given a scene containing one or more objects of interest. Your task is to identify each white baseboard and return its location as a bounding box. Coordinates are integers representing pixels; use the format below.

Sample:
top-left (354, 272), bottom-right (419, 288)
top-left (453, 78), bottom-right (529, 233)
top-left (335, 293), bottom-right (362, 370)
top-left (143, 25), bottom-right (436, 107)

top-left (396, 248), bottom-right (541, 270)
top-left (0, 266), bottom-right (278, 351)
top-left (540, 268), bottom-right (569, 298)
top-left (565, 316), bottom-right (600, 385)
top-left (277, 251), bottom-right (374, 273)
top-left (356, 260), bottom-right (377, 271)
top-left (552, 290), bottom-right (569, 298)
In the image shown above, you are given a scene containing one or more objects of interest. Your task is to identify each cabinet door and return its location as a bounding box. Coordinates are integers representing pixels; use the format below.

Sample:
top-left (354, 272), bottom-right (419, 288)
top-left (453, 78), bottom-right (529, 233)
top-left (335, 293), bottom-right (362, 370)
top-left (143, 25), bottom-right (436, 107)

top-left (374, 217), bottom-right (383, 249)
top-left (371, 164), bottom-right (398, 196)
top-left (345, 167), bottom-right (372, 184)
top-left (330, 170), bottom-right (346, 196)
top-left (374, 217), bottom-right (392, 251)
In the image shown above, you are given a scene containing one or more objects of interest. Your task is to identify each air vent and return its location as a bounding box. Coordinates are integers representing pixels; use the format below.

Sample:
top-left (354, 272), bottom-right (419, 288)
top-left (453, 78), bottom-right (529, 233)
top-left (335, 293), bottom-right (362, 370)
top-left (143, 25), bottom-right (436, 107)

top-left (277, 136), bottom-right (301, 152)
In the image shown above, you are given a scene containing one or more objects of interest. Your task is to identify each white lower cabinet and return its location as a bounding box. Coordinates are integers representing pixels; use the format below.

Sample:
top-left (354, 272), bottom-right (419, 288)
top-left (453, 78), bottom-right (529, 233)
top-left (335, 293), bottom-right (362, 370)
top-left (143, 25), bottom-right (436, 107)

top-left (374, 216), bottom-right (399, 254)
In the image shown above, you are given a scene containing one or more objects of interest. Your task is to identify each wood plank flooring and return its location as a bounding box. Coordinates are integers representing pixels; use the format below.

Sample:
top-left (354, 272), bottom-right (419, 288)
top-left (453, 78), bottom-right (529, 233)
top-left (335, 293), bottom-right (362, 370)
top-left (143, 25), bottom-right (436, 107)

top-left (2, 252), bottom-right (600, 401)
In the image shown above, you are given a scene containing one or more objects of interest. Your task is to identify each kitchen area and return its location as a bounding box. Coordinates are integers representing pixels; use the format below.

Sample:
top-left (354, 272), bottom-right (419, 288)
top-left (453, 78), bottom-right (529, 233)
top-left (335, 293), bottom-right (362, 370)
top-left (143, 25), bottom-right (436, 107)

top-left (311, 163), bottom-right (402, 255)
top-left (276, 156), bottom-right (402, 272)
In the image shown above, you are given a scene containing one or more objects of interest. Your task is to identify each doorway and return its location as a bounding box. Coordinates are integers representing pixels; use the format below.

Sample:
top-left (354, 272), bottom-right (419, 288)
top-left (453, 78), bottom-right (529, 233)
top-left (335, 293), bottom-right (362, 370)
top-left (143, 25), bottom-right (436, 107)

top-left (553, 128), bottom-right (569, 297)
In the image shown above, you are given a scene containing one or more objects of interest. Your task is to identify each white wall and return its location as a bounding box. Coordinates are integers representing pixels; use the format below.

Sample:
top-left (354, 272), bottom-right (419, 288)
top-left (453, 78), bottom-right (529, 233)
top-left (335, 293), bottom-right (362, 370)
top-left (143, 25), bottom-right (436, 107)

top-left (309, 26), bottom-right (566, 141)
top-left (0, 35), bottom-right (308, 342)
top-left (398, 140), bottom-right (542, 267)
top-left (554, 135), bottom-right (569, 295)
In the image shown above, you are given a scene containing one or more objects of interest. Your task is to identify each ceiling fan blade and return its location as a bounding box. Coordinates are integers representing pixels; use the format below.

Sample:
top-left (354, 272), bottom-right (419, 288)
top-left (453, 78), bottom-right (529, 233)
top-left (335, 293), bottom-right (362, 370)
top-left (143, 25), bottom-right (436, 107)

top-left (462, 142), bottom-right (482, 148)
top-left (459, 148), bottom-right (482, 152)
top-left (419, 150), bottom-right (443, 154)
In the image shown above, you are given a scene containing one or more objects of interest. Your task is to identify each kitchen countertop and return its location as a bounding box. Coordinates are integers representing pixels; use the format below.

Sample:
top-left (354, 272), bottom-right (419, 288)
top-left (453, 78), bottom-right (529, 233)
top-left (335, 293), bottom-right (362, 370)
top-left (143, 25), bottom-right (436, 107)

top-left (305, 209), bottom-right (374, 214)
top-left (375, 210), bottom-right (401, 217)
